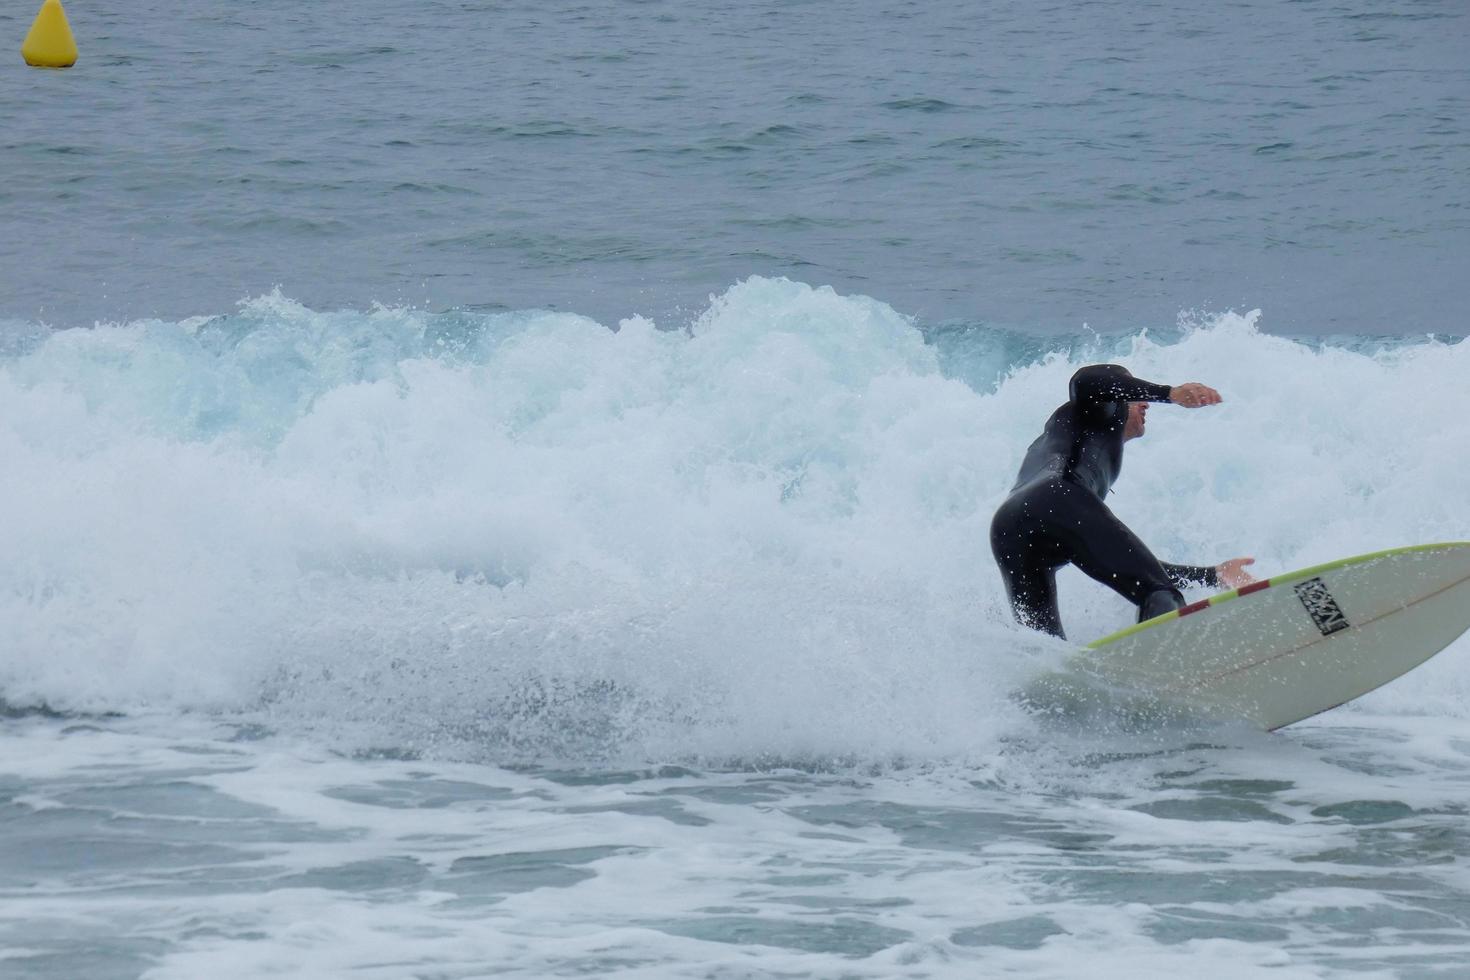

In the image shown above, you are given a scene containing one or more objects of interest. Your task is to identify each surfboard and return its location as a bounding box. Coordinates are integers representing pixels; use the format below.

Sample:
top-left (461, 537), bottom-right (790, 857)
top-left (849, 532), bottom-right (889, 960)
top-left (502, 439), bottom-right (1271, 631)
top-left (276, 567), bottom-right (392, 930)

top-left (1051, 542), bottom-right (1470, 731)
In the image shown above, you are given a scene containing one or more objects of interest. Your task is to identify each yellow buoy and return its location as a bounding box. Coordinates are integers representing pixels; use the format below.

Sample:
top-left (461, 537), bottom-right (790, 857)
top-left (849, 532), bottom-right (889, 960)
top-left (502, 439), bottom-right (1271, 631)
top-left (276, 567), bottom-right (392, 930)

top-left (22, 0), bottom-right (78, 68)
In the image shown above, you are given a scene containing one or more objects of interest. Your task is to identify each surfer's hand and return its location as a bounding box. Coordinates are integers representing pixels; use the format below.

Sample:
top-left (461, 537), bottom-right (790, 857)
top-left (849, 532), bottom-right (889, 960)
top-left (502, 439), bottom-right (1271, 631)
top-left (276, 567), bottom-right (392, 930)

top-left (1169, 383), bottom-right (1222, 408)
top-left (1218, 557), bottom-right (1257, 588)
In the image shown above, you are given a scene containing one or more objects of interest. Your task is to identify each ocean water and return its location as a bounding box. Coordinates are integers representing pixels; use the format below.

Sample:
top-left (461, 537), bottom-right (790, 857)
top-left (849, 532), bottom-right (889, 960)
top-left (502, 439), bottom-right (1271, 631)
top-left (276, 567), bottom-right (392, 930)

top-left (2, 0), bottom-right (1467, 332)
top-left (3, 2), bottom-right (1470, 979)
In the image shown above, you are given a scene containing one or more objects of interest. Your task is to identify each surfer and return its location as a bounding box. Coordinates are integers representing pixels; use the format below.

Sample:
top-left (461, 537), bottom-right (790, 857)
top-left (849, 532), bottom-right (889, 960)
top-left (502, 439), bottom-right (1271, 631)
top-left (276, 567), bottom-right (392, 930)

top-left (991, 363), bottom-right (1257, 638)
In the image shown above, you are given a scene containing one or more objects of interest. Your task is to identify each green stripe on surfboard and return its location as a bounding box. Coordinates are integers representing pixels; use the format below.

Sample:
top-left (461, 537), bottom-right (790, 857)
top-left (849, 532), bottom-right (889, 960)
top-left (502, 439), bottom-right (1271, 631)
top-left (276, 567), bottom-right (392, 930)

top-left (1086, 541), bottom-right (1470, 650)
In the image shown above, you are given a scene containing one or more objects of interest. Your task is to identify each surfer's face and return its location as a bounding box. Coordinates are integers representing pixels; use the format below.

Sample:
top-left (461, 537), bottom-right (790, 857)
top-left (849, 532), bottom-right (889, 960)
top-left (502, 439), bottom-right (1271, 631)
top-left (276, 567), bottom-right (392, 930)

top-left (1124, 402), bottom-right (1147, 440)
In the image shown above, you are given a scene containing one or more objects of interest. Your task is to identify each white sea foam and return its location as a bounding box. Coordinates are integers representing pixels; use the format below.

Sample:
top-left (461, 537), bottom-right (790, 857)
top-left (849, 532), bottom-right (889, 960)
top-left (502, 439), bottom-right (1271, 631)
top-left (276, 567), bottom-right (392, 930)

top-left (2, 279), bottom-right (1466, 763)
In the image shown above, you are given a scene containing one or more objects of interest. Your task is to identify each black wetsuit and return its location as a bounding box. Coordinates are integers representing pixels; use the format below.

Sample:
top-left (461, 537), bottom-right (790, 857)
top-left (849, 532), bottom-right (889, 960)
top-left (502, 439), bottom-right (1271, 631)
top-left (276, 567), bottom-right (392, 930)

top-left (989, 364), bottom-right (1219, 638)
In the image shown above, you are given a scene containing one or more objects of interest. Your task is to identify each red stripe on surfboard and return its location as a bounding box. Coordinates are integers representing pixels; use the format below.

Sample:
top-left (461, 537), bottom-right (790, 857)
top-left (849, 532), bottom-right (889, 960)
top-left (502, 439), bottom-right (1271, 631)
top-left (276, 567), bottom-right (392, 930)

top-left (1179, 578), bottom-right (1272, 618)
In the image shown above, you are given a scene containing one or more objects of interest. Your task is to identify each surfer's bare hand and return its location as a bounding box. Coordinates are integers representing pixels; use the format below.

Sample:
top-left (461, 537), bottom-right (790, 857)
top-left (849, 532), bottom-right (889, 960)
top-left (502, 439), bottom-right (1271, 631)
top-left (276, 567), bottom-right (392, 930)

top-left (1218, 557), bottom-right (1257, 588)
top-left (1169, 383), bottom-right (1222, 408)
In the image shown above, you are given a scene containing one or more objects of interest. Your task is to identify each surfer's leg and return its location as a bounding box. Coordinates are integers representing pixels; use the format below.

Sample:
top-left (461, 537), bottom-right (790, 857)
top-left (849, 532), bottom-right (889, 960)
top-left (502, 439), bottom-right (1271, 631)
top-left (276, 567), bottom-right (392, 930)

top-left (1054, 491), bottom-right (1184, 623)
top-left (990, 491), bottom-right (1067, 638)
top-left (1002, 563), bottom-right (1065, 638)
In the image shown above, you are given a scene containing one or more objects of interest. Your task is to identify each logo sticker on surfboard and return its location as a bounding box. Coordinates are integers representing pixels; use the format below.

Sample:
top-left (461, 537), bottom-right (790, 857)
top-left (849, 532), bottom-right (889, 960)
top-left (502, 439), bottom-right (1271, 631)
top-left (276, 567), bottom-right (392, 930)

top-left (1294, 577), bottom-right (1350, 636)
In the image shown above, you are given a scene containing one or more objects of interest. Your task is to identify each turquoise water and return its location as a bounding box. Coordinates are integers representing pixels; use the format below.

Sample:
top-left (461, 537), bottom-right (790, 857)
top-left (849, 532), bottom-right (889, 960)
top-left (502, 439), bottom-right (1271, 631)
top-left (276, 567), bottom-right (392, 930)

top-left (3, 1), bottom-right (1469, 977)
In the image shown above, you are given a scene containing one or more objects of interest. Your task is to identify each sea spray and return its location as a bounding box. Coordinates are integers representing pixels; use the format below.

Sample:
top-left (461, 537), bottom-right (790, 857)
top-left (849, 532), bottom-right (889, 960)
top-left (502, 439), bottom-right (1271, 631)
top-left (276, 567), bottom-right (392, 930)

top-left (2, 279), bottom-right (1466, 763)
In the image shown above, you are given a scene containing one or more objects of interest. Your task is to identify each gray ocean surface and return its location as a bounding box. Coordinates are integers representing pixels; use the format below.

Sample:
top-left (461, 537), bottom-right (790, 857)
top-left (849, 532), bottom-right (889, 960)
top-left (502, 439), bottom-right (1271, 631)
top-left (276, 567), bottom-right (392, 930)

top-left (4, 2), bottom-right (1470, 979)
top-left (3, 0), bottom-right (1467, 333)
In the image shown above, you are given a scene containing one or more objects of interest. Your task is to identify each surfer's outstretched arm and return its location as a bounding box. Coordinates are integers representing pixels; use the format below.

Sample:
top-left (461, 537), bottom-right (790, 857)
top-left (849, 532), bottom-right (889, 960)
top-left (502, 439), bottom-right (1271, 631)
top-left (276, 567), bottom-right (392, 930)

top-left (1067, 366), bottom-right (1223, 438)
top-left (1070, 366), bottom-right (1223, 409)
top-left (1163, 557), bottom-right (1258, 591)
top-left (1069, 364), bottom-right (1174, 410)
top-left (1162, 562), bottom-right (1220, 590)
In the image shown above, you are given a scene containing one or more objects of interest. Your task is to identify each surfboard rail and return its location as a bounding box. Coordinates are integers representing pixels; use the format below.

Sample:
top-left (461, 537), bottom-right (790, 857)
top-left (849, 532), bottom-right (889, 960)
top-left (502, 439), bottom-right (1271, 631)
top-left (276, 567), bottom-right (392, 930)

top-left (1087, 541), bottom-right (1470, 650)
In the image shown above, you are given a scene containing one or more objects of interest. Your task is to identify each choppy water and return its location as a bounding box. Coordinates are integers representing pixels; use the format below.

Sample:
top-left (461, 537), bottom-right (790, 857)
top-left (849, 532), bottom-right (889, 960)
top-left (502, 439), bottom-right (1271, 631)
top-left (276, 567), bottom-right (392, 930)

top-left (3, 1), bottom-right (1470, 978)
top-left (7, 714), bottom-right (1470, 979)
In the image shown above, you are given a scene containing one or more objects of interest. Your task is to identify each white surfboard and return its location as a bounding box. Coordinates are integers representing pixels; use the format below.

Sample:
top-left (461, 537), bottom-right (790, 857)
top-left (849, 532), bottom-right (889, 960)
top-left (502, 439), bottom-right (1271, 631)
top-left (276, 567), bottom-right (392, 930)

top-left (1052, 542), bottom-right (1470, 731)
